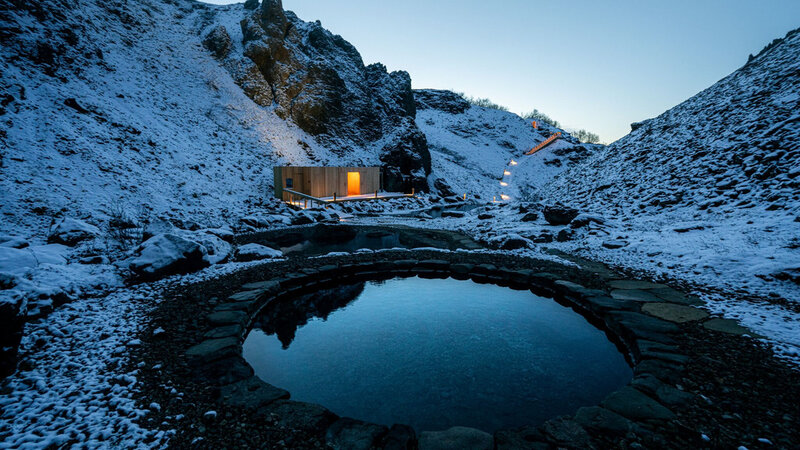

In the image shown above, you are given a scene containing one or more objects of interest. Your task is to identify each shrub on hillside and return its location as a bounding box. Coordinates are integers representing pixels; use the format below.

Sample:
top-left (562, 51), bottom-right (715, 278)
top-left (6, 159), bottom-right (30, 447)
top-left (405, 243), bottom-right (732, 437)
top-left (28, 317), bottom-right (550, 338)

top-left (521, 109), bottom-right (560, 128)
top-left (455, 92), bottom-right (509, 112)
top-left (571, 129), bottom-right (601, 144)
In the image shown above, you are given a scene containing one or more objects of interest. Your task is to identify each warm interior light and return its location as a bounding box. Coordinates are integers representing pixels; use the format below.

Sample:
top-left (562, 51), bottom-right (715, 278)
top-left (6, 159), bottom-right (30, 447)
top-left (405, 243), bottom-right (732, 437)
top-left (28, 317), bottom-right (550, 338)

top-left (504, 170), bottom-right (511, 176)
top-left (347, 171), bottom-right (360, 196)
top-left (500, 194), bottom-right (510, 201)
top-left (509, 160), bottom-right (518, 166)
top-left (500, 181), bottom-right (508, 186)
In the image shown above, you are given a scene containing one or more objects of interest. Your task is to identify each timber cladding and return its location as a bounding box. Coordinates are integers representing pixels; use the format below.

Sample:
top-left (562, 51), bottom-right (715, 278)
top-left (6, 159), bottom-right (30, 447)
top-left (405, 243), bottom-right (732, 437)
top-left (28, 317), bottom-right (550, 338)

top-left (273, 166), bottom-right (382, 200)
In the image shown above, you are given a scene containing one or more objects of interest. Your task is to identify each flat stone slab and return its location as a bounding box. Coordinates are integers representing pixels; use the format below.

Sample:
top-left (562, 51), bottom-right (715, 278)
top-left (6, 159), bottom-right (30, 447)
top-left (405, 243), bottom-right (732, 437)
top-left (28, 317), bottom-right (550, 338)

top-left (601, 386), bottom-right (676, 421)
top-left (703, 318), bottom-right (752, 336)
top-left (228, 290), bottom-right (264, 302)
top-left (608, 280), bottom-right (667, 290)
top-left (642, 303), bottom-right (709, 323)
top-left (419, 426), bottom-right (493, 450)
top-left (325, 417), bottom-right (388, 450)
top-left (240, 280), bottom-right (280, 291)
top-left (203, 324), bottom-right (244, 339)
top-left (574, 406), bottom-right (635, 435)
top-left (585, 295), bottom-right (640, 311)
top-left (218, 376), bottom-right (288, 409)
top-left (259, 400), bottom-right (337, 434)
top-left (186, 337), bottom-right (240, 363)
top-left (540, 417), bottom-right (592, 448)
top-left (207, 310), bottom-right (248, 327)
top-left (610, 289), bottom-right (663, 302)
top-left (649, 287), bottom-right (703, 305)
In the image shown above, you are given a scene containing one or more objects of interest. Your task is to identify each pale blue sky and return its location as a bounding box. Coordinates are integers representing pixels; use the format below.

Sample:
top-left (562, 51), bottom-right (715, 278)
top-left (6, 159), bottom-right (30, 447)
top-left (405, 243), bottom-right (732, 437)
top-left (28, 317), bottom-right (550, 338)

top-left (202, 0), bottom-right (800, 143)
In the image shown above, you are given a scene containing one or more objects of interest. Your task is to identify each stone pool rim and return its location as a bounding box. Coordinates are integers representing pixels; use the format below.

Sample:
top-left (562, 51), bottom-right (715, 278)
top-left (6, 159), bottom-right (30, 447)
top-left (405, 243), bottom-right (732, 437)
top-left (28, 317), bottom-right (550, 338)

top-left (185, 256), bottom-right (705, 448)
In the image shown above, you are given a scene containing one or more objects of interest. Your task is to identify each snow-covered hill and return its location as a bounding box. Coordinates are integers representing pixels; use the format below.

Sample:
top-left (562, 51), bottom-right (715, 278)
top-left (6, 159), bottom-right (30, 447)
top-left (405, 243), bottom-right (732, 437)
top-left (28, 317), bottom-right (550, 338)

top-left (540, 26), bottom-right (800, 298)
top-left (414, 89), bottom-right (595, 202)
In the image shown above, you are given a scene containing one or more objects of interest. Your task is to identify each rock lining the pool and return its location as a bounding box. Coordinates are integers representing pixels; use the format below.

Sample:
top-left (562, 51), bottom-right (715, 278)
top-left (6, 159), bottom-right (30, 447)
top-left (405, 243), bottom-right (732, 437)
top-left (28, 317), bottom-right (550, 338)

top-left (181, 257), bottom-right (745, 449)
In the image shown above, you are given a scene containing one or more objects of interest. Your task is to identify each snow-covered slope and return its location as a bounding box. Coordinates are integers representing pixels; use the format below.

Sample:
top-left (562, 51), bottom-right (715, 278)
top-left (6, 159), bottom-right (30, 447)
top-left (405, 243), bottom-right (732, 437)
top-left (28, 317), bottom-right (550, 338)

top-left (542, 28), bottom-right (800, 299)
top-left (414, 89), bottom-right (595, 202)
top-left (0, 0), bottom-right (330, 238)
top-left (0, 0), bottom-right (432, 240)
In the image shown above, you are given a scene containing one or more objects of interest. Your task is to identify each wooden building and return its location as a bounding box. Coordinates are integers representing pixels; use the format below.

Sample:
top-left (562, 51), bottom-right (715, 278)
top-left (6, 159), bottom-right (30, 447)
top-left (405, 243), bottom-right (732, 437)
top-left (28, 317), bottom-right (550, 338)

top-left (273, 166), bottom-right (382, 201)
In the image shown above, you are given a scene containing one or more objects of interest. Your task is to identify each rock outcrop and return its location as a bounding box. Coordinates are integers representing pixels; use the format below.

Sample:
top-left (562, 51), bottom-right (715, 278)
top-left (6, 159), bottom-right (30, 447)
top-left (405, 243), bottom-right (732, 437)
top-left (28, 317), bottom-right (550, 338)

top-left (224, 0), bottom-right (431, 190)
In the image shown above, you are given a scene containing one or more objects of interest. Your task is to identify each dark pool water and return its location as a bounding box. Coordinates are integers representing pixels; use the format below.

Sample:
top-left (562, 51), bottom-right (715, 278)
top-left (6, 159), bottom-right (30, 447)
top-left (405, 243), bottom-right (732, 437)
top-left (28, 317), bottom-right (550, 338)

top-left (243, 277), bottom-right (632, 433)
top-left (279, 230), bottom-right (406, 255)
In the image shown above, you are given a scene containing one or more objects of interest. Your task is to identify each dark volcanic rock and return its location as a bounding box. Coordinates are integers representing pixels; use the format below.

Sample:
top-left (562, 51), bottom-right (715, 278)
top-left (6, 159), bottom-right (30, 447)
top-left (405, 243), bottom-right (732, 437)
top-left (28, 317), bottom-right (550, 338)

top-left (543, 204), bottom-right (579, 225)
top-left (433, 178), bottom-right (456, 197)
top-left (203, 25), bottom-right (232, 59)
top-left (414, 89), bottom-right (470, 114)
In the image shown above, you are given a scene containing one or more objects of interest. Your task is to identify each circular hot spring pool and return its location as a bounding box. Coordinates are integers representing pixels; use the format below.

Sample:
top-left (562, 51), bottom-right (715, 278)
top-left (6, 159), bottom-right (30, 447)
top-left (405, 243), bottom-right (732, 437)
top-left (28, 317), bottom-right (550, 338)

top-left (243, 277), bottom-right (632, 433)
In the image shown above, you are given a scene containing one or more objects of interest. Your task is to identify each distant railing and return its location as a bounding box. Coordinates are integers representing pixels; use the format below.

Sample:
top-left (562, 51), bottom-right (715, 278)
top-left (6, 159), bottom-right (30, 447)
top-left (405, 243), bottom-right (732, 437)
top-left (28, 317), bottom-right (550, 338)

top-left (283, 188), bottom-right (414, 208)
top-left (525, 132), bottom-right (561, 155)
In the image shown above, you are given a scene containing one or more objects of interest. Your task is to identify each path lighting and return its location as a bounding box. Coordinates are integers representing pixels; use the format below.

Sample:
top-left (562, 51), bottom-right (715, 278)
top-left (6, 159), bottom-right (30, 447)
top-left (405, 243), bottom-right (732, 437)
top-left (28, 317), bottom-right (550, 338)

top-left (504, 170), bottom-right (512, 176)
top-left (500, 181), bottom-right (508, 187)
top-left (501, 194), bottom-right (510, 201)
top-left (509, 160), bottom-right (518, 166)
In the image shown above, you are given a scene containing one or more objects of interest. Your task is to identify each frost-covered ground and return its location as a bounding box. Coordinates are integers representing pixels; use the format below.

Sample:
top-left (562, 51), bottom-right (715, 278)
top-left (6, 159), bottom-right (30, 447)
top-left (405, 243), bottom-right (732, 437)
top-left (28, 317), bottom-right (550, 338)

top-left (1, 0), bottom-right (799, 446)
top-left (0, 284), bottom-right (162, 448)
top-left (0, 254), bottom-right (291, 448)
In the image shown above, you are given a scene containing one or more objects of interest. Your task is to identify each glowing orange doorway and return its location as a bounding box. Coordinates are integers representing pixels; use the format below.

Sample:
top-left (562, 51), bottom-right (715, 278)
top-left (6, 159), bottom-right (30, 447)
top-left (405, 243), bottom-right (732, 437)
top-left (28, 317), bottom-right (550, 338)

top-left (347, 171), bottom-right (360, 196)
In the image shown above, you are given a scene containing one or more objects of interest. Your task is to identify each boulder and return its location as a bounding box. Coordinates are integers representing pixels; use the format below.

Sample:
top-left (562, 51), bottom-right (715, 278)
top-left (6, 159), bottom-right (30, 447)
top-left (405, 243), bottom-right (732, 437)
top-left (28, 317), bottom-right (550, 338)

top-left (48, 217), bottom-right (100, 246)
top-left (203, 25), bottom-right (232, 59)
top-left (441, 210), bottom-right (465, 219)
top-left (602, 240), bottom-right (629, 249)
top-left (543, 205), bottom-right (579, 225)
top-left (521, 212), bottom-right (539, 222)
top-left (243, 0), bottom-right (259, 9)
top-left (571, 213), bottom-right (604, 228)
top-left (490, 234), bottom-right (530, 250)
top-left (433, 178), bottom-right (456, 197)
top-left (235, 243), bottom-right (283, 261)
top-left (556, 228), bottom-right (574, 242)
top-left (129, 234), bottom-right (210, 279)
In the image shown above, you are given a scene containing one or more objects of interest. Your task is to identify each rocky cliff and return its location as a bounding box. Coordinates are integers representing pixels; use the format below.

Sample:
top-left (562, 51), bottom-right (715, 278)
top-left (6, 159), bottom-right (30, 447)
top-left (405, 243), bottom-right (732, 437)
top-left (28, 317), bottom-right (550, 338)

top-left (206, 0), bottom-right (431, 192)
